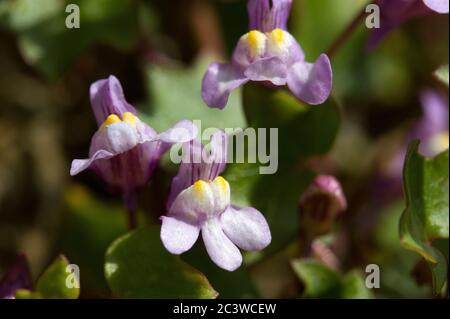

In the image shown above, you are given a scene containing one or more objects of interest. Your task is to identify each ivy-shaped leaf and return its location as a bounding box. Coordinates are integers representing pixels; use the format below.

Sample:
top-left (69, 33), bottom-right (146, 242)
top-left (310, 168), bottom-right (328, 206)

top-left (400, 141), bottom-right (449, 294)
top-left (243, 82), bottom-right (340, 166)
top-left (104, 227), bottom-right (218, 299)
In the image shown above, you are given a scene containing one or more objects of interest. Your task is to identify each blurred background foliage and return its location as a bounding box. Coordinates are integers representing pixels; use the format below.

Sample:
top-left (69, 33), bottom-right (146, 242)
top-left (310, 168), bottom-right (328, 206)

top-left (0, 0), bottom-right (448, 298)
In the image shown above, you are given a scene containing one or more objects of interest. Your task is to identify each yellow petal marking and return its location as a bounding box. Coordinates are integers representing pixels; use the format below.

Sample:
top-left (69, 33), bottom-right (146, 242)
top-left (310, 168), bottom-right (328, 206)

top-left (268, 28), bottom-right (285, 46)
top-left (193, 180), bottom-right (210, 200)
top-left (213, 176), bottom-right (229, 197)
top-left (247, 30), bottom-right (266, 58)
top-left (101, 114), bottom-right (121, 128)
top-left (122, 112), bottom-right (137, 127)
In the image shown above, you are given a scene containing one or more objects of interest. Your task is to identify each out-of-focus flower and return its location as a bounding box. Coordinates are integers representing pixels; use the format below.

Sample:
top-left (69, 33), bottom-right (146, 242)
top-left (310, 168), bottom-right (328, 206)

top-left (160, 130), bottom-right (271, 271)
top-left (368, 0), bottom-right (449, 49)
top-left (299, 175), bottom-right (347, 237)
top-left (70, 76), bottom-right (197, 206)
top-left (387, 90), bottom-right (449, 186)
top-left (0, 254), bottom-right (33, 299)
top-left (202, 0), bottom-right (332, 109)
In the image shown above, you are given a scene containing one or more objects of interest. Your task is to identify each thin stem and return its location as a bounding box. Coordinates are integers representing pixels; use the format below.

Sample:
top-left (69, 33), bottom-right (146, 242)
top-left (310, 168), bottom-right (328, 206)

top-left (298, 228), bottom-right (313, 258)
top-left (123, 191), bottom-right (138, 230)
top-left (326, 2), bottom-right (372, 58)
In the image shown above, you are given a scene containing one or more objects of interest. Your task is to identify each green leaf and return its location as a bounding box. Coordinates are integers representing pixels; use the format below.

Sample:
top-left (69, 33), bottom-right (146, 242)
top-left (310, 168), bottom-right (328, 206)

top-left (104, 227), bottom-right (218, 299)
top-left (434, 65), bottom-right (449, 87)
top-left (16, 255), bottom-right (80, 299)
top-left (291, 259), bottom-right (373, 299)
top-left (400, 141), bottom-right (449, 294)
top-left (223, 162), bottom-right (315, 258)
top-left (183, 243), bottom-right (259, 298)
top-left (373, 201), bottom-right (430, 298)
top-left (1, 0), bottom-right (138, 79)
top-left (141, 56), bottom-right (246, 132)
top-left (226, 83), bottom-right (340, 257)
top-left (341, 271), bottom-right (373, 299)
top-left (60, 184), bottom-right (128, 293)
top-left (36, 255), bottom-right (80, 299)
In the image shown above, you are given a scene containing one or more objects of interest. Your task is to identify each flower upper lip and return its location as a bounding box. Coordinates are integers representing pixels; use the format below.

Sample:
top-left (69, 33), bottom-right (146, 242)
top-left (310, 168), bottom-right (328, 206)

top-left (160, 130), bottom-right (272, 271)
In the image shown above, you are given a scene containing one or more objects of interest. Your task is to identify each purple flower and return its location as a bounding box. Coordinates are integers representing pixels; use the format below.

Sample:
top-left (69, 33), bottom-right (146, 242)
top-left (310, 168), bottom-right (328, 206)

top-left (160, 130), bottom-right (271, 271)
top-left (202, 0), bottom-right (332, 109)
top-left (368, 0), bottom-right (449, 49)
top-left (299, 175), bottom-right (347, 237)
top-left (70, 76), bottom-right (197, 199)
top-left (0, 254), bottom-right (33, 299)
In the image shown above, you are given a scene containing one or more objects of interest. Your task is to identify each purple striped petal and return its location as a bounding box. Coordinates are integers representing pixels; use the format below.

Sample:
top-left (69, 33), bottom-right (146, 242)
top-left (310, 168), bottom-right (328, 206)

top-left (90, 75), bottom-right (137, 126)
top-left (70, 149), bottom-right (114, 176)
top-left (71, 118), bottom-right (196, 192)
top-left (90, 141), bottom-right (164, 193)
top-left (248, 0), bottom-right (293, 32)
top-left (202, 63), bottom-right (249, 109)
top-left (160, 216), bottom-right (200, 255)
top-left (287, 54), bottom-right (332, 105)
top-left (157, 120), bottom-right (198, 144)
top-left (220, 206), bottom-right (271, 251)
top-left (201, 218), bottom-right (243, 271)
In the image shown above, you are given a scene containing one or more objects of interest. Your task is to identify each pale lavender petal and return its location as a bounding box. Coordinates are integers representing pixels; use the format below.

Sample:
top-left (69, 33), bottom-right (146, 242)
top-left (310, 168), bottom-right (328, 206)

top-left (90, 75), bottom-right (136, 126)
top-left (423, 0), bottom-right (449, 13)
top-left (220, 206), bottom-right (271, 251)
top-left (167, 130), bottom-right (228, 209)
top-left (202, 63), bottom-right (249, 109)
top-left (287, 54), bottom-right (332, 105)
top-left (169, 180), bottom-right (216, 223)
top-left (160, 216), bottom-right (200, 255)
top-left (167, 140), bottom-right (203, 209)
top-left (248, 0), bottom-right (293, 32)
top-left (232, 34), bottom-right (266, 68)
top-left (70, 149), bottom-right (114, 176)
top-left (72, 120), bottom-right (165, 191)
top-left (93, 122), bottom-right (139, 155)
top-left (90, 142), bottom-right (164, 192)
top-left (201, 218), bottom-right (243, 271)
top-left (244, 57), bottom-right (287, 85)
top-left (210, 176), bottom-right (231, 215)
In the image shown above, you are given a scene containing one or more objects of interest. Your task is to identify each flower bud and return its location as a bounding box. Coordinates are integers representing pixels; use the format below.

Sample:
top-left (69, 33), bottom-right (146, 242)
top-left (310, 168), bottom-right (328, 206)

top-left (299, 175), bottom-right (347, 237)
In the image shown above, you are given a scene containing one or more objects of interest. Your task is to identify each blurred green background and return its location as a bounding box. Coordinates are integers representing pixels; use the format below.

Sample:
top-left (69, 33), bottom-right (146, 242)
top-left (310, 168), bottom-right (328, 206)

top-left (0, 0), bottom-right (448, 298)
